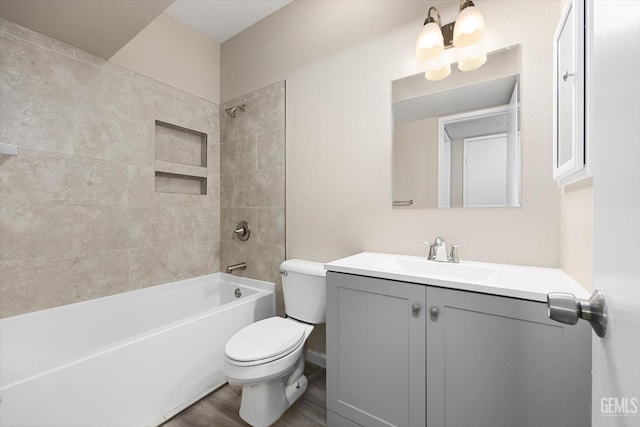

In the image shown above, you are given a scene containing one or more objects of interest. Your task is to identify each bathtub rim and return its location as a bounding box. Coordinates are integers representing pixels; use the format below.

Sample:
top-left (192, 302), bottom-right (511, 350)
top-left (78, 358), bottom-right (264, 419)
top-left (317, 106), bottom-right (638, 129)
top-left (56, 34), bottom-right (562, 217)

top-left (0, 273), bottom-right (276, 390)
top-left (0, 272), bottom-right (274, 323)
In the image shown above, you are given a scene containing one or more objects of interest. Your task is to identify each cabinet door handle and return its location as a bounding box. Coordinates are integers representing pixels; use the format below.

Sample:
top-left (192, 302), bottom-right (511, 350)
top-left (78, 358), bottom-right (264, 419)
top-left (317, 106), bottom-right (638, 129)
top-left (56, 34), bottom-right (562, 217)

top-left (411, 304), bottom-right (421, 314)
top-left (429, 306), bottom-right (439, 318)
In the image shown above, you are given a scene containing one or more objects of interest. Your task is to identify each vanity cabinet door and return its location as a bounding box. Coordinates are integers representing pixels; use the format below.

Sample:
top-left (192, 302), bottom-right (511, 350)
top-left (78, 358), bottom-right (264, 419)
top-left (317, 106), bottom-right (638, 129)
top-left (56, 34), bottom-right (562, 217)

top-left (425, 286), bottom-right (591, 427)
top-left (326, 272), bottom-right (426, 427)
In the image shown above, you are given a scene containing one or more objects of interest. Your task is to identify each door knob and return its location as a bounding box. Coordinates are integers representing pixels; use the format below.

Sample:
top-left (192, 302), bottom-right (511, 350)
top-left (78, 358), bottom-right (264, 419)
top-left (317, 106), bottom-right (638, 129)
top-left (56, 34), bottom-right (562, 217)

top-left (547, 290), bottom-right (608, 337)
top-left (412, 304), bottom-right (421, 314)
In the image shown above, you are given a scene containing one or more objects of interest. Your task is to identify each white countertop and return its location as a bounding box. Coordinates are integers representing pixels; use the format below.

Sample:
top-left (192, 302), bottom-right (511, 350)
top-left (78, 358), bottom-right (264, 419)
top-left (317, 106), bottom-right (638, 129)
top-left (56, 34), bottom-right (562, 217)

top-left (324, 252), bottom-right (589, 302)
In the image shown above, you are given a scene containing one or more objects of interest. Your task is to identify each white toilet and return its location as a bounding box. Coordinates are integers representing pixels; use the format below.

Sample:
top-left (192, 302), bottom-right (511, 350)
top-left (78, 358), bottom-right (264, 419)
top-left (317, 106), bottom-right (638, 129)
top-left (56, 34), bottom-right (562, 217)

top-left (223, 259), bottom-right (326, 427)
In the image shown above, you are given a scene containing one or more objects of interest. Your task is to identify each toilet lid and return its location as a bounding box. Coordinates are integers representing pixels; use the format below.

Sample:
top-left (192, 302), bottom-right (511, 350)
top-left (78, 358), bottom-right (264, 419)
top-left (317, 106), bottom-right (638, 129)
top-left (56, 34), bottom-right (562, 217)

top-left (225, 317), bottom-right (306, 363)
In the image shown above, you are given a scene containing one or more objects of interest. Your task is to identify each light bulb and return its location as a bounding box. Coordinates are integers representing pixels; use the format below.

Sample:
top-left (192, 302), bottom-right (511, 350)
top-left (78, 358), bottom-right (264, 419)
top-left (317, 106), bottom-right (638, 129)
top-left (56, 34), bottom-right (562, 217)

top-left (416, 21), bottom-right (444, 60)
top-left (458, 53), bottom-right (487, 71)
top-left (425, 63), bottom-right (451, 81)
top-left (456, 42), bottom-right (487, 71)
top-left (453, 5), bottom-right (485, 47)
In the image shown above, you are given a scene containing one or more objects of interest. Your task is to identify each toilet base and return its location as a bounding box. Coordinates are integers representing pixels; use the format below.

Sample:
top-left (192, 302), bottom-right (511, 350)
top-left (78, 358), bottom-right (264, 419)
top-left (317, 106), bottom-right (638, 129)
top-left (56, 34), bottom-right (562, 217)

top-left (239, 375), bottom-right (309, 427)
top-left (285, 374), bottom-right (308, 405)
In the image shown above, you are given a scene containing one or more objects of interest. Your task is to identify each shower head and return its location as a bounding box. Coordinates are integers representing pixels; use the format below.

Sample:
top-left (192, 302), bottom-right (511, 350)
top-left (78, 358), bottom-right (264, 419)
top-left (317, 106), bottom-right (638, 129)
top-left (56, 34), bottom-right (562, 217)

top-left (225, 104), bottom-right (246, 118)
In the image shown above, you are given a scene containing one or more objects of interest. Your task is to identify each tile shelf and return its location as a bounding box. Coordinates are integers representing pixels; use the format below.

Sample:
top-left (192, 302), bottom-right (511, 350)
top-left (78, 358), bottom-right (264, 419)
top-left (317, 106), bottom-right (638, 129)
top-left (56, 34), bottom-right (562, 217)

top-left (154, 121), bottom-right (208, 195)
top-left (155, 160), bottom-right (207, 178)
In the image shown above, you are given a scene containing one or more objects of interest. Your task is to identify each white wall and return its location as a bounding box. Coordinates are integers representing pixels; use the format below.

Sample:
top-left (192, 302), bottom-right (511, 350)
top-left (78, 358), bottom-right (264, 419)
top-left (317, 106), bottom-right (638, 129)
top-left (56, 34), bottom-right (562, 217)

top-left (222, 0), bottom-right (562, 267)
top-left (393, 117), bottom-right (438, 209)
top-left (561, 179), bottom-right (593, 289)
top-left (111, 13), bottom-right (220, 104)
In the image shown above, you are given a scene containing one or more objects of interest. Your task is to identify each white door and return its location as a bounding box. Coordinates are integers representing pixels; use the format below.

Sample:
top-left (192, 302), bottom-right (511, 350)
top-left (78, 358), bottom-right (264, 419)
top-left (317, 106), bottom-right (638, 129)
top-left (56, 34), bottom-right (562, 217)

top-left (591, 1), bottom-right (640, 424)
top-left (505, 82), bottom-right (520, 206)
top-left (463, 134), bottom-right (507, 207)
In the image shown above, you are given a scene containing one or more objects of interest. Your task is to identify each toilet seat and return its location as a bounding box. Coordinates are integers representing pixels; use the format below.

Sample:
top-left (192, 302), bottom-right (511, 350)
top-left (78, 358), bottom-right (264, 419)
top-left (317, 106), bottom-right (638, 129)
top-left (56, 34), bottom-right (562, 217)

top-left (225, 317), bottom-right (307, 366)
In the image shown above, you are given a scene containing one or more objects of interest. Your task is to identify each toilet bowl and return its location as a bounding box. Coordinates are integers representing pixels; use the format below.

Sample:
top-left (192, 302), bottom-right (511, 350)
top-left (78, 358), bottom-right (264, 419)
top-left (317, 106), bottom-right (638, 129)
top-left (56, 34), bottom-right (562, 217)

top-left (223, 259), bottom-right (326, 427)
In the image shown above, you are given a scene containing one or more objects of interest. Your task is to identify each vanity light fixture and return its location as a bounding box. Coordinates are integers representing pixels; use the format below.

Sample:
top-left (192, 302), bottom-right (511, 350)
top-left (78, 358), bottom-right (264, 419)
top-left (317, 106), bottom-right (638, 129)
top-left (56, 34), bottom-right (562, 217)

top-left (416, 0), bottom-right (487, 80)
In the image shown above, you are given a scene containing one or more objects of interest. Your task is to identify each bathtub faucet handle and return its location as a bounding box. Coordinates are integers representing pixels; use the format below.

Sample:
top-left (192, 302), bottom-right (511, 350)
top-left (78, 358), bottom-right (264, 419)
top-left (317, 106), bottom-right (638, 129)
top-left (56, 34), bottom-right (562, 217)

top-left (234, 221), bottom-right (251, 241)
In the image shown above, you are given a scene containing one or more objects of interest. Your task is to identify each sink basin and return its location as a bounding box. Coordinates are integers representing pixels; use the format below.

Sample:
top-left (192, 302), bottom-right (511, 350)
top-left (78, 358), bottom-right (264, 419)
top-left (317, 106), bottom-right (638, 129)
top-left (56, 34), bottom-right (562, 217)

top-left (325, 252), bottom-right (590, 302)
top-left (376, 258), bottom-right (496, 282)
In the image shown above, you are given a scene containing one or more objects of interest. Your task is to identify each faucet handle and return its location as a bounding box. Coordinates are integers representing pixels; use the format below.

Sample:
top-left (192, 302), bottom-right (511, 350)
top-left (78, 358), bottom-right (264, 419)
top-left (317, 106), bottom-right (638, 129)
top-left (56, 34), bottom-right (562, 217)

top-left (419, 240), bottom-right (436, 260)
top-left (449, 243), bottom-right (468, 263)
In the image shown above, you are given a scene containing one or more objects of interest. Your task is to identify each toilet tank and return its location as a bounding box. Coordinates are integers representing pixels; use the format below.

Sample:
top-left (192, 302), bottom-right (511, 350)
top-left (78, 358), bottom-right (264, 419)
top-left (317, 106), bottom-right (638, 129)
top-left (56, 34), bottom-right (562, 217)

top-left (280, 259), bottom-right (326, 324)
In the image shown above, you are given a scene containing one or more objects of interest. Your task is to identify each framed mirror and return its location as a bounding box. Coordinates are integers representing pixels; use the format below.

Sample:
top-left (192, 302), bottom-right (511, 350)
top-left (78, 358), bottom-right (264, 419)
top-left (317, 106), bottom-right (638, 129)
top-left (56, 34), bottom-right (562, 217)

top-left (392, 45), bottom-right (521, 209)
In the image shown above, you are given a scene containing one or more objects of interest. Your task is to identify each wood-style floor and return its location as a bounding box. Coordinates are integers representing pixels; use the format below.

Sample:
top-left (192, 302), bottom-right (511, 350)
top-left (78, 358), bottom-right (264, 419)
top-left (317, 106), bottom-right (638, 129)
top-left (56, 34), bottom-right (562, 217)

top-left (162, 363), bottom-right (326, 427)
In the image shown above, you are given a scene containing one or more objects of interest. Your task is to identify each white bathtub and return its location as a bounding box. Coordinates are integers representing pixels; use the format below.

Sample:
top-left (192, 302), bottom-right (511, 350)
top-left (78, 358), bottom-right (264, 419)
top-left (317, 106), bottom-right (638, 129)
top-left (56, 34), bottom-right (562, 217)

top-left (0, 273), bottom-right (275, 426)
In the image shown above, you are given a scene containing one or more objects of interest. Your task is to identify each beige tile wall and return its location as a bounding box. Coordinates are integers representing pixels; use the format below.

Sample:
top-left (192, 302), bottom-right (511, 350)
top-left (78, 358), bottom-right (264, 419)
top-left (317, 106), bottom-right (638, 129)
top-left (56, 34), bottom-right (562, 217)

top-left (220, 82), bottom-right (286, 315)
top-left (0, 19), bottom-right (220, 318)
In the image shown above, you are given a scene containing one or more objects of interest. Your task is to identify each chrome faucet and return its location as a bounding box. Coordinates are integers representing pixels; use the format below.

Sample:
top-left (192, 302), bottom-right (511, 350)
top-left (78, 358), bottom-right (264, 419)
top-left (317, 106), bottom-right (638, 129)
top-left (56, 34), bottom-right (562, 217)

top-left (420, 237), bottom-right (467, 263)
top-left (226, 262), bottom-right (247, 273)
top-left (433, 236), bottom-right (448, 262)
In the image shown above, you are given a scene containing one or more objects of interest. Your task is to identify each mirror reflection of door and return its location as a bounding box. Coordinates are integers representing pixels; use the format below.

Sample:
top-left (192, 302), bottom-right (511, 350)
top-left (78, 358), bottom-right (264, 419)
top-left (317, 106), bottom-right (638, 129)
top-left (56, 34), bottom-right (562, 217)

top-left (438, 81), bottom-right (520, 208)
top-left (463, 134), bottom-right (507, 207)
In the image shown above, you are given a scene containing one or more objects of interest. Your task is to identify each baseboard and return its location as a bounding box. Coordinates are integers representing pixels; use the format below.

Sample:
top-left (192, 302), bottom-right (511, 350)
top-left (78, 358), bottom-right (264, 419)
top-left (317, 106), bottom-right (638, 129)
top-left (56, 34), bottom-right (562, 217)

top-left (306, 349), bottom-right (326, 368)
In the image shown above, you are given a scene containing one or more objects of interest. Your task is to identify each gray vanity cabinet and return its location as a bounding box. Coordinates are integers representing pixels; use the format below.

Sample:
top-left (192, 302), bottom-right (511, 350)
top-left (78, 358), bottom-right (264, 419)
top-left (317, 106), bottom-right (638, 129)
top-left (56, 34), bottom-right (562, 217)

top-left (426, 286), bottom-right (591, 427)
top-left (326, 272), bottom-right (591, 427)
top-left (326, 272), bottom-right (426, 427)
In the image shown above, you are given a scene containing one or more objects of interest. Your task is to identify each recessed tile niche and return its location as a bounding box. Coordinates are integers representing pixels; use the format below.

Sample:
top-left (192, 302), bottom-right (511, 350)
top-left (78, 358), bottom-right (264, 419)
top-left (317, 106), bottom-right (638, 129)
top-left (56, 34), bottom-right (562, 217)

top-left (154, 121), bottom-right (207, 195)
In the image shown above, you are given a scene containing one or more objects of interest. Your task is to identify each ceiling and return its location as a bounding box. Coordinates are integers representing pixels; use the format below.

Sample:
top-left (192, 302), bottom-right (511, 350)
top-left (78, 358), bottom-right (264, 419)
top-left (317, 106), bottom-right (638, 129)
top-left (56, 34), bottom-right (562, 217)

top-left (0, 0), bottom-right (292, 59)
top-left (165, 0), bottom-right (292, 44)
top-left (393, 75), bottom-right (519, 125)
top-left (0, 0), bottom-right (174, 59)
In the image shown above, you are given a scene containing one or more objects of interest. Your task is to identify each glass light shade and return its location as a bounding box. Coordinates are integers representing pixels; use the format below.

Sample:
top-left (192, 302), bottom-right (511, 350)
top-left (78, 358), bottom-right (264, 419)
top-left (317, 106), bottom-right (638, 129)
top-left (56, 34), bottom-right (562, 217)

top-left (453, 5), bottom-right (485, 47)
top-left (425, 63), bottom-right (451, 81)
top-left (416, 22), bottom-right (444, 60)
top-left (458, 53), bottom-right (487, 71)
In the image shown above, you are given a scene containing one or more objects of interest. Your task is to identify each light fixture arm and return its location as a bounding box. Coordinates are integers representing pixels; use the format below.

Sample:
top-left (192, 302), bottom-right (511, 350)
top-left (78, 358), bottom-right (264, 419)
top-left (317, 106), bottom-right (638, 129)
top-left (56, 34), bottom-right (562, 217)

top-left (459, 0), bottom-right (475, 12)
top-left (424, 6), bottom-right (442, 26)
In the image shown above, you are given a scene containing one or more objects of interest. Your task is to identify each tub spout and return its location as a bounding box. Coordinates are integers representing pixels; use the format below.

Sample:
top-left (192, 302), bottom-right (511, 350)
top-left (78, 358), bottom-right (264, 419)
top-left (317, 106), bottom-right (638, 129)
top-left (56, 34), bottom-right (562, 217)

top-left (226, 263), bottom-right (247, 274)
